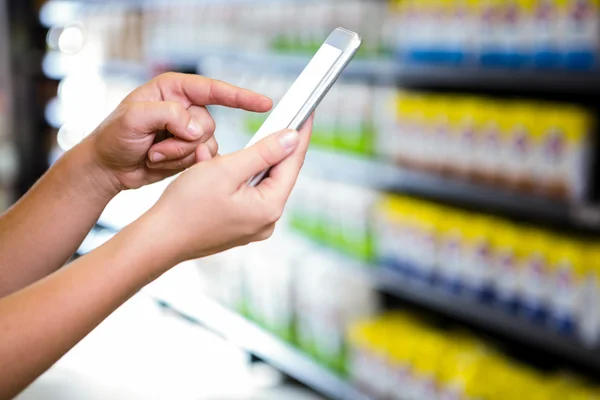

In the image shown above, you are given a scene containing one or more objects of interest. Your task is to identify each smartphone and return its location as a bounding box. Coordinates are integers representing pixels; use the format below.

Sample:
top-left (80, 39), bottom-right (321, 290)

top-left (246, 27), bottom-right (362, 187)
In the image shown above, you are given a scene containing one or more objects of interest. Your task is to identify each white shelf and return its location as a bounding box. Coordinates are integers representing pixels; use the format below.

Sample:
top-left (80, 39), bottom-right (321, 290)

top-left (77, 229), bottom-right (371, 400)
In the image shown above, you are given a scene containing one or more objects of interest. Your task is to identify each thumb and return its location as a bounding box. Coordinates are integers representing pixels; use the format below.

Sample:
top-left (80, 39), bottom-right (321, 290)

top-left (228, 129), bottom-right (300, 181)
top-left (121, 101), bottom-right (204, 141)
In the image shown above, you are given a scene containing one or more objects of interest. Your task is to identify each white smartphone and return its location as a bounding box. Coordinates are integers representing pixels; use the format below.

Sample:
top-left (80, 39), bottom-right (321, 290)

top-left (246, 27), bottom-right (362, 187)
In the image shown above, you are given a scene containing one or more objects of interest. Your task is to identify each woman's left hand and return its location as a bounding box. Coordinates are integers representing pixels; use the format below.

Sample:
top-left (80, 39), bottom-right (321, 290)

top-left (84, 72), bottom-right (273, 196)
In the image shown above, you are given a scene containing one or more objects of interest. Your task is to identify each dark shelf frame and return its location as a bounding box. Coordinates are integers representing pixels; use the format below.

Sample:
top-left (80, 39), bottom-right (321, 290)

top-left (377, 268), bottom-right (600, 375)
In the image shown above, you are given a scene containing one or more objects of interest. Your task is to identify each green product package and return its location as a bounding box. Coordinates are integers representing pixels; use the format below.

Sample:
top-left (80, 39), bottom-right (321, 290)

top-left (310, 126), bottom-right (337, 149)
top-left (334, 123), bottom-right (374, 156)
top-left (340, 229), bottom-right (374, 262)
top-left (245, 115), bottom-right (266, 135)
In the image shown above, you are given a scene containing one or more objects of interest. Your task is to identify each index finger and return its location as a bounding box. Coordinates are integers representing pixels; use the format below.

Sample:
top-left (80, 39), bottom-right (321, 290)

top-left (131, 73), bottom-right (274, 112)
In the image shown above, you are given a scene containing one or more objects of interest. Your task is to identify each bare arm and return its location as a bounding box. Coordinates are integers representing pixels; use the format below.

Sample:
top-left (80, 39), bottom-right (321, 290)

top-left (0, 212), bottom-right (172, 399)
top-left (0, 121), bottom-right (311, 399)
top-left (0, 73), bottom-right (271, 297)
top-left (0, 139), bottom-right (118, 296)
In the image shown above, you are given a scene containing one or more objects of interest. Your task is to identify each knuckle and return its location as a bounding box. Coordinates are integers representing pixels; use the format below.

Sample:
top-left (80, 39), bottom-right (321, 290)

top-left (158, 71), bottom-right (179, 82)
top-left (205, 117), bottom-right (216, 134)
top-left (173, 158), bottom-right (190, 169)
top-left (166, 102), bottom-right (183, 119)
top-left (262, 206), bottom-right (283, 225)
top-left (215, 157), bottom-right (237, 179)
top-left (256, 226), bottom-right (275, 241)
top-left (174, 144), bottom-right (188, 159)
top-left (120, 103), bottom-right (138, 129)
top-left (257, 142), bottom-right (279, 166)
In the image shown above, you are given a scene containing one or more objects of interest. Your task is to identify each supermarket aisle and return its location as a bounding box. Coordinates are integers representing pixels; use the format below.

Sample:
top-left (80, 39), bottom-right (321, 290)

top-left (15, 293), bottom-right (323, 400)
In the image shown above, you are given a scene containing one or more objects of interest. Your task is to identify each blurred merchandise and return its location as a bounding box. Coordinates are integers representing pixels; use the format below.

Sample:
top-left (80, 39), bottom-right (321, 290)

top-left (195, 230), bottom-right (379, 375)
top-left (288, 177), bottom-right (380, 262)
top-left (29, 0), bottom-right (600, 398)
top-left (203, 64), bottom-right (380, 157)
top-left (41, 0), bottom-right (392, 69)
top-left (374, 195), bottom-right (600, 346)
top-left (206, 58), bottom-right (596, 203)
top-left (348, 312), bottom-right (600, 400)
top-left (381, 92), bottom-right (595, 201)
top-left (41, 0), bottom-right (600, 72)
top-left (393, 0), bottom-right (600, 71)
top-left (286, 176), bottom-right (600, 348)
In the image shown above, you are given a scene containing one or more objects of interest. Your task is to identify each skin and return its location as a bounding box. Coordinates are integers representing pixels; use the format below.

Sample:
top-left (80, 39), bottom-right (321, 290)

top-left (0, 72), bottom-right (314, 399)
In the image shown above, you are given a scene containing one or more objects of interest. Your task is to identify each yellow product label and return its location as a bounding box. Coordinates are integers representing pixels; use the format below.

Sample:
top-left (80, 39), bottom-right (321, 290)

top-left (551, 240), bottom-right (586, 283)
top-left (411, 332), bottom-right (445, 378)
top-left (465, 354), bottom-right (507, 399)
top-left (565, 107), bottom-right (593, 145)
top-left (397, 92), bottom-right (415, 118)
top-left (476, 99), bottom-right (498, 128)
top-left (500, 102), bottom-right (533, 138)
top-left (439, 333), bottom-right (487, 389)
top-left (461, 215), bottom-right (492, 244)
top-left (519, 0), bottom-right (538, 12)
top-left (565, 0), bottom-right (600, 13)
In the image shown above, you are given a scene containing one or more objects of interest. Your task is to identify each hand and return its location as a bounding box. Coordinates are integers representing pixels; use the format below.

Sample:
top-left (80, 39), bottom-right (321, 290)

top-left (84, 72), bottom-right (273, 195)
top-left (144, 115), bottom-right (314, 266)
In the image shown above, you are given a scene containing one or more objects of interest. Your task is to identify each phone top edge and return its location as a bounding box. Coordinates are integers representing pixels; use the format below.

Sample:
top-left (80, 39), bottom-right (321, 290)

top-left (326, 27), bottom-right (362, 52)
top-left (288, 36), bottom-right (361, 131)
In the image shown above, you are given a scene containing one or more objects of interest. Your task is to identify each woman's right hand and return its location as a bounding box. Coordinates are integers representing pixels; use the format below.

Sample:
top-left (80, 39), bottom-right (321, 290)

top-left (143, 115), bottom-right (313, 268)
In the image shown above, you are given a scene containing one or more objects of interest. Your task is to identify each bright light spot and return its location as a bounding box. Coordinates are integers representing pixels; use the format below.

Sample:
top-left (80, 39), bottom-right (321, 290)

top-left (46, 25), bottom-right (63, 49)
top-left (58, 25), bottom-right (85, 54)
top-left (57, 123), bottom-right (86, 151)
top-left (58, 74), bottom-right (106, 102)
top-left (39, 1), bottom-right (80, 28)
top-left (45, 97), bottom-right (64, 129)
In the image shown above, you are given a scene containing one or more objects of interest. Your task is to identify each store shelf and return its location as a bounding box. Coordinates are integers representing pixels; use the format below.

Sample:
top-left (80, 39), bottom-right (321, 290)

top-left (394, 64), bottom-right (600, 95)
top-left (80, 222), bottom-right (600, 377)
top-left (376, 268), bottom-right (600, 374)
top-left (300, 145), bottom-right (600, 231)
top-left (42, 43), bottom-right (600, 95)
top-left (77, 226), bottom-right (372, 400)
top-left (149, 294), bottom-right (371, 400)
top-left (200, 52), bottom-right (600, 93)
top-left (286, 228), bottom-right (600, 374)
top-left (93, 124), bottom-right (600, 233)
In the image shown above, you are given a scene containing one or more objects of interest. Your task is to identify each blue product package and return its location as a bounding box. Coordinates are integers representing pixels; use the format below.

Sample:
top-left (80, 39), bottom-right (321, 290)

top-left (565, 50), bottom-right (597, 70)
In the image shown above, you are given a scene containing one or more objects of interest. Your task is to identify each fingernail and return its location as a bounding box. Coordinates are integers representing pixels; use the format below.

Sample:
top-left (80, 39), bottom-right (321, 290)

top-left (279, 130), bottom-right (299, 152)
top-left (150, 152), bottom-right (166, 162)
top-left (187, 118), bottom-right (204, 139)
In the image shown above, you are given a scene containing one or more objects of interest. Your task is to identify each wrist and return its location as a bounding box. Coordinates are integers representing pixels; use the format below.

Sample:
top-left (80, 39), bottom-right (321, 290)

top-left (123, 209), bottom-right (183, 278)
top-left (69, 136), bottom-right (123, 202)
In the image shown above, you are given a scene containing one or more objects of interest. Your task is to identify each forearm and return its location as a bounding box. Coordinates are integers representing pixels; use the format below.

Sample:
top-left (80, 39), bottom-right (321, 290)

top-left (0, 213), bottom-right (175, 399)
top-left (0, 137), bottom-right (120, 296)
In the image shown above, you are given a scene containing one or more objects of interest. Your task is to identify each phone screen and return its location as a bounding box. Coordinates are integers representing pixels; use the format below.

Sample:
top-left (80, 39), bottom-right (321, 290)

top-left (245, 43), bottom-right (342, 148)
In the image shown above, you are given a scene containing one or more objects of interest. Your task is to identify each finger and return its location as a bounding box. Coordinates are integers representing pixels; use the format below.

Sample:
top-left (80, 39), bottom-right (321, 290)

top-left (123, 101), bottom-right (204, 141)
top-left (204, 135), bottom-right (219, 157)
top-left (144, 73), bottom-right (273, 112)
top-left (195, 143), bottom-right (213, 163)
top-left (188, 105), bottom-right (216, 143)
top-left (194, 135), bottom-right (219, 163)
top-left (148, 136), bottom-right (201, 163)
top-left (223, 129), bottom-right (300, 182)
top-left (257, 114), bottom-right (314, 203)
top-left (146, 151), bottom-right (197, 170)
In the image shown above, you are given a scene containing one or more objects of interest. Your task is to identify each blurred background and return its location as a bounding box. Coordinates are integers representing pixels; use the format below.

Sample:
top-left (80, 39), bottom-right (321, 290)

top-left (2, 0), bottom-right (600, 399)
